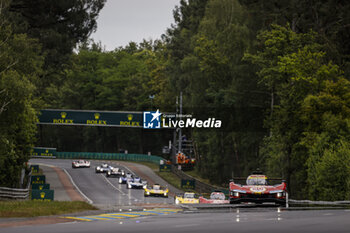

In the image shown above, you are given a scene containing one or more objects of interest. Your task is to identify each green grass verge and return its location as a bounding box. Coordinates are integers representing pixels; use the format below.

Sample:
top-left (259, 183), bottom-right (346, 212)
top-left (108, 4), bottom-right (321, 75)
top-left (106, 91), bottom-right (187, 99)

top-left (135, 162), bottom-right (196, 192)
top-left (0, 200), bottom-right (97, 218)
top-left (130, 162), bottom-right (184, 191)
top-left (136, 162), bottom-right (159, 171)
top-left (155, 171), bottom-right (184, 191)
top-left (184, 170), bottom-right (212, 185)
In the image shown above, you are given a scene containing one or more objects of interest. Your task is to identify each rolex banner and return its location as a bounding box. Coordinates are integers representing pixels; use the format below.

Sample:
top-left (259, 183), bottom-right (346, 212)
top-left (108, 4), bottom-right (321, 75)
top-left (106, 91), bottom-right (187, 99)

top-left (38, 109), bottom-right (143, 127)
top-left (31, 147), bottom-right (56, 157)
top-left (31, 190), bottom-right (54, 201)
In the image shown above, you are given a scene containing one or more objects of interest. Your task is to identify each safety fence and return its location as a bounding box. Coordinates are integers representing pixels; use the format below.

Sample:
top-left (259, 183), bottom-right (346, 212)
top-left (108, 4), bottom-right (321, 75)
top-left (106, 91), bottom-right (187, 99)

top-left (289, 199), bottom-right (350, 205)
top-left (0, 187), bottom-right (29, 199)
top-left (0, 169), bottom-right (32, 200)
top-left (55, 152), bottom-right (164, 164)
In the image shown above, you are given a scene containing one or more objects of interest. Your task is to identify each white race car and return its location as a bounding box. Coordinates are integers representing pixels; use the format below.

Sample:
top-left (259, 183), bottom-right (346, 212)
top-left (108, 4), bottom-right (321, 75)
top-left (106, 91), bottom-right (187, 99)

top-left (126, 177), bottom-right (147, 189)
top-left (95, 163), bottom-right (113, 173)
top-left (106, 167), bottom-right (125, 177)
top-left (119, 173), bottom-right (134, 184)
top-left (72, 160), bottom-right (90, 168)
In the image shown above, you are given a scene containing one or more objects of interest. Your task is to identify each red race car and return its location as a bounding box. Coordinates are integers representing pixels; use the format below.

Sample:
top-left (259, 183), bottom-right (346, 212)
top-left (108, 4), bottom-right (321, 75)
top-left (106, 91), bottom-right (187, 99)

top-left (229, 172), bottom-right (287, 206)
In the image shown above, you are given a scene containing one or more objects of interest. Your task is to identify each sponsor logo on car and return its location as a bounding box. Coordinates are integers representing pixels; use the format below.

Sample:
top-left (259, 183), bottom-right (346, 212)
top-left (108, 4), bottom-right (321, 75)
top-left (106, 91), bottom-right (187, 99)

top-left (250, 186), bottom-right (266, 193)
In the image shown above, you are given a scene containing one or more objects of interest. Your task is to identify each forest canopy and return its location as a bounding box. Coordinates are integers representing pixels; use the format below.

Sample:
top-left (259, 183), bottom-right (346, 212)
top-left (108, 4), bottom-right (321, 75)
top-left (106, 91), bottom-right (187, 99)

top-left (1, 0), bottom-right (349, 201)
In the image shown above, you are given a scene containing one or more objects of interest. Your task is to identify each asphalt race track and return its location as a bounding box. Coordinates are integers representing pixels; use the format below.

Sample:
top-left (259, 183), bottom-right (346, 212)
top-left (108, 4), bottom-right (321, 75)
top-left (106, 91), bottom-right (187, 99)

top-left (2, 158), bottom-right (350, 233)
top-left (29, 158), bottom-right (174, 207)
top-left (2, 208), bottom-right (350, 233)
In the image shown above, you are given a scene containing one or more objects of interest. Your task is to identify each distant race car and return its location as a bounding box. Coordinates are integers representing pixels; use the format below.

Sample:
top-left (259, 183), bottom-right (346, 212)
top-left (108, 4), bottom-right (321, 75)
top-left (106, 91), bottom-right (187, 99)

top-left (119, 173), bottom-right (134, 184)
top-left (72, 160), bottom-right (90, 168)
top-left (174, 192), bottom-right (199, 204)
top-left (229, 172), bottom-right (287, 206)
top-left (95, 163), bottom-right (113, 173)
top-left (126, 176), bottom-right (147, 189)
top-left (199, 191), bottom-right (229, 204)
top-left (144, 184), bottom-right (169, 198)
top-left (106, 167), bottom-right (125, 177)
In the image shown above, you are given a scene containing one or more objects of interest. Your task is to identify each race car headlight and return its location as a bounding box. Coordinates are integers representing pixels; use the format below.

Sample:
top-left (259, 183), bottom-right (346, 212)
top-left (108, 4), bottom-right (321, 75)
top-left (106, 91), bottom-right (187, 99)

top-left (233, 192), bottom-right (239, 197)
top-left (276, 192), bottom-right (283, 198)
top-left (147, 192), bottom-right (150, 195)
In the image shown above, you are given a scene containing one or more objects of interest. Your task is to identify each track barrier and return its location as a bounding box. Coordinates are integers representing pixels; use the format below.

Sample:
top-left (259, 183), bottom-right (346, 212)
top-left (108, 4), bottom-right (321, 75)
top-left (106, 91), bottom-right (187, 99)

top-left (55, 152), bottom-right (163, 164)
top-left (0, 187), bottom-right (29, 199)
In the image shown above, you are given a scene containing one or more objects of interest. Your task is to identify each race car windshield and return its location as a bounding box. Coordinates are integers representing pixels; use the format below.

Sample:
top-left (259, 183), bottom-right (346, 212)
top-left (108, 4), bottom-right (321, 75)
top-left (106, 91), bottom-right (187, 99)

top-left (184, 193), bottom-right (195, 198)
top-left (246, 178), bottom-right (267, 185)
top-left (210, 193), bottom-right (225, 200)
top-left (153, 185), bottom-right (160, 190)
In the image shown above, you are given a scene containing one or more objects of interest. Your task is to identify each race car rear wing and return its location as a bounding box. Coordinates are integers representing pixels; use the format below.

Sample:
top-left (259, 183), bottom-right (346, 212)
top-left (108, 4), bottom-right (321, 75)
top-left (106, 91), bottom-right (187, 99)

top-left (230, 178), bottom-right (286, 185)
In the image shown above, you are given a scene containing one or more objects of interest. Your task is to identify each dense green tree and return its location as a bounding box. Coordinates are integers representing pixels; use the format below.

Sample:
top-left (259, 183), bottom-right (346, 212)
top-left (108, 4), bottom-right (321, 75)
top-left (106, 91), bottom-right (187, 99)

top-left (0, 1), bottom-right (44, 187)
top-left (239, 0), bottom-right (350, 75)
top-left (189, 0), bottom-right (267, 182)
top-left (246, 24), bottom-right (350, 199)
top-left (2, 0), bottom-right (350, 200)
top-left (311, 141), bottom-right (350, 201)
top-left (7, 0), bottom-right (106, 103)
top-left (8, 0), bottom-right (106, 69)
top-left (163, 0), bottom-right (209, 95)
top-left (300, 76), bottom-right (350, 200)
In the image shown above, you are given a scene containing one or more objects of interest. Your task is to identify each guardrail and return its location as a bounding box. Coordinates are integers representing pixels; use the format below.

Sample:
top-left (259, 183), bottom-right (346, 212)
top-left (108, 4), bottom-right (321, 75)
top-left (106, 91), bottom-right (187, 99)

top-left (55, 152), bottom-right (163, 164)
top-left (289, 199), bottom-right (350, 205)
top-left (0, 187), bottom-right (29, 199)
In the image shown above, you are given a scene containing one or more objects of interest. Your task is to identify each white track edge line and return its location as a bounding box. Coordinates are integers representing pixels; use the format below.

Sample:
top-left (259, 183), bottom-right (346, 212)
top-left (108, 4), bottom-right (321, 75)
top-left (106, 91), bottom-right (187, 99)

top-left (100, 173), bottom-right (127, 195)
top-left (63, 168), bottom-right (93, 204)
top-left (32, 162), bottom-right (93, 204)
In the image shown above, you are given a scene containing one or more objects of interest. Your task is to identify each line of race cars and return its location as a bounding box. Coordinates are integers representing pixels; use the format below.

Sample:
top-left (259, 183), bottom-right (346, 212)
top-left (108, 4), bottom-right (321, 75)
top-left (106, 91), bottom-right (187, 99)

top-left (174, 171), bottom-right (288, 206)
top-left (72, 160), bottom-right (287, 206)
top-left (72, 160), bottom-right (169, 197)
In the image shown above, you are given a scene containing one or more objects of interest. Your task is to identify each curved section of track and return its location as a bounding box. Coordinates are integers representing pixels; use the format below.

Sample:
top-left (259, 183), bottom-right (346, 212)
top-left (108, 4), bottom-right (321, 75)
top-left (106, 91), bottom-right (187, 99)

top-left (29, 159), bottom-right (174, 208)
